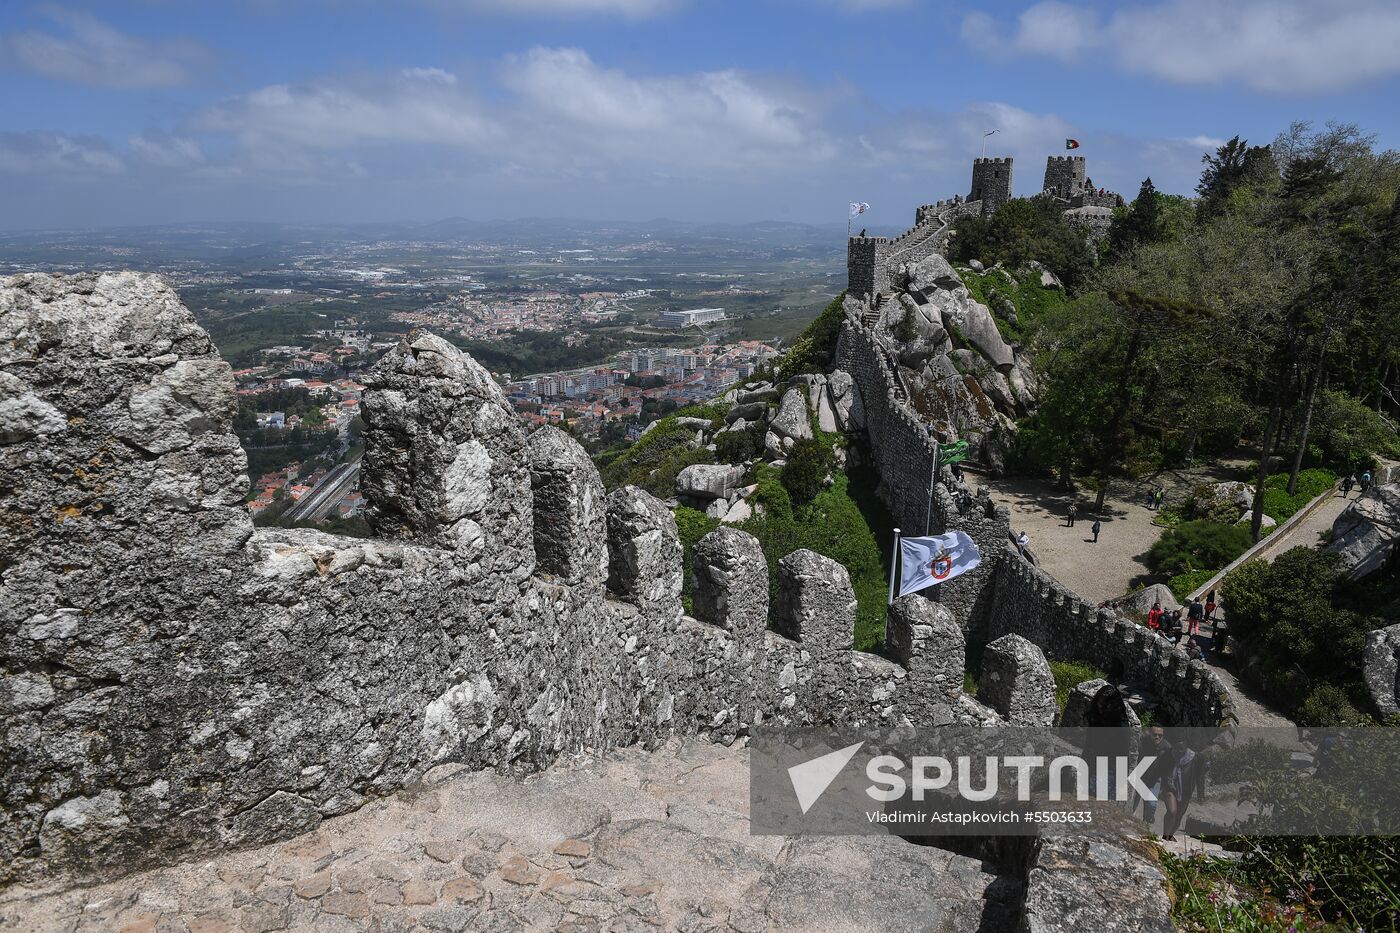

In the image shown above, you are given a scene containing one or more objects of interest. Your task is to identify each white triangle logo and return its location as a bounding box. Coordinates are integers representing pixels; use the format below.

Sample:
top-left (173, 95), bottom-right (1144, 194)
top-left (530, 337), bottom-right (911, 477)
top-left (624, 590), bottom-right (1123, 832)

top-left (787, 741), bottom-right (865, 814)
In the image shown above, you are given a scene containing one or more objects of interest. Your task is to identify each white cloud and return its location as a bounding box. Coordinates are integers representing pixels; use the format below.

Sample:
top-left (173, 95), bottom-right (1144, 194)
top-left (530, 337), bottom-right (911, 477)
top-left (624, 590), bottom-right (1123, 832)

top-left (128, 133), bottom-right (206, 170)
top-left (194, 71), bottom-right (502, 152)
top-left (961, 0), bottom-right (1400, 93)
top-left (0, 132), bottom-right (125, 175)
top-left (0, 9), bottom-right (208, 89)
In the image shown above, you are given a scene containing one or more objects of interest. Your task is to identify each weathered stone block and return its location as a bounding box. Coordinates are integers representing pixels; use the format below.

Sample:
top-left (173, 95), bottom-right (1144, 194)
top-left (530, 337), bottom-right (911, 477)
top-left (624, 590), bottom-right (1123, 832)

top-left (605, 486), bottom-right (683, 620)
top-left (691, 527), bottom-right (768, 637)
top-left (772, 549), bottom-right (856, 652)
top-left (977, 633), bottom-right (1055, 726)
top-left (527, 426), bottom-right (607, 586)
top-left (886, 594), bottom-right (964, 702)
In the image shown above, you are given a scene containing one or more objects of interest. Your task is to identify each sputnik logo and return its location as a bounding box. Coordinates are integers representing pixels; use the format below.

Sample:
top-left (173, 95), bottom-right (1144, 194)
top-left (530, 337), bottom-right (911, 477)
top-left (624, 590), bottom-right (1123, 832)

top-left (787, 742), bottom-right (865, 814)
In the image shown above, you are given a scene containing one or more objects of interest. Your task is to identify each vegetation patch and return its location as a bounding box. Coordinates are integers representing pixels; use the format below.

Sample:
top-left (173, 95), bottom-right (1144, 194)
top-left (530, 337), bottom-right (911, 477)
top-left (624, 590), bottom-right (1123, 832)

top-left (1047, 659), bottom-right (1106, 713)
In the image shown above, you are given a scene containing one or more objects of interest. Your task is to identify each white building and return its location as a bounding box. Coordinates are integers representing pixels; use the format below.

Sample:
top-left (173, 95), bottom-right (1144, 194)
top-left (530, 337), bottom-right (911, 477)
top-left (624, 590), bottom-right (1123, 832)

top-left (655, 307), bottom-right (726, 329)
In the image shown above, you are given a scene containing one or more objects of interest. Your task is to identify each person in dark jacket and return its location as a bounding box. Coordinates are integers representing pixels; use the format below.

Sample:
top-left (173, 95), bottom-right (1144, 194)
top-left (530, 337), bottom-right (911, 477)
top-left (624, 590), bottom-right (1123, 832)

top-left (1067, 503), bottom-right (1078, 527)
top-left (1091, 518), bottom-right (1102, 543)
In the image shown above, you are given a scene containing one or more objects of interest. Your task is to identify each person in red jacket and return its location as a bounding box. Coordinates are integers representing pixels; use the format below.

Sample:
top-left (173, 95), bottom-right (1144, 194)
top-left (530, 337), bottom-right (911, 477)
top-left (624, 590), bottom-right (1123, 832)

top-left (1147, 602), bottom-right (1163, 630)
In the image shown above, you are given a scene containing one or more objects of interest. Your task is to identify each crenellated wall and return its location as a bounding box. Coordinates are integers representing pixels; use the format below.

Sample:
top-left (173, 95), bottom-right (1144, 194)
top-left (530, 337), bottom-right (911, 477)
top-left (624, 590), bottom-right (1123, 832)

top-left (986, 549), bottom-right (1235, 726)
top-left (0, 272), bottom-right (997, 887)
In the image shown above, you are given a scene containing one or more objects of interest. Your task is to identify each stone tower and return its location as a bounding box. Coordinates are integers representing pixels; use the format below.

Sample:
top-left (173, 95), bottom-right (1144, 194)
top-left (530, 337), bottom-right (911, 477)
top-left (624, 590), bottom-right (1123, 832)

top-left (1043, 155), bottom-right (1086, 197)
top-left (969, 157), bottom-right (1013, 214)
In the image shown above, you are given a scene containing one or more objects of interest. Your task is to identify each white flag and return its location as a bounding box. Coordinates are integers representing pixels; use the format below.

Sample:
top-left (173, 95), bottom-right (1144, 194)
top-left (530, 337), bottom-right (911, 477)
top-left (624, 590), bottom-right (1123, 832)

top-left (849, 201), bottom-right (870, 218)
top-left (897, 531), bottom-right (981, 597)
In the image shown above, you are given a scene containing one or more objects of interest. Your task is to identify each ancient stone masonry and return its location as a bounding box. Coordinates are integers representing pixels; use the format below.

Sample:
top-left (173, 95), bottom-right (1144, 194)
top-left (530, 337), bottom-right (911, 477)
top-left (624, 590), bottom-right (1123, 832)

top-left (986, 550), bottom-right (1236, 727)
top-left (969, 157), bottom-right (1014, 213)
top-left (847, 154), bottom-right (1124, 299)
top-left (1, 272), bottom-right (1009, 888)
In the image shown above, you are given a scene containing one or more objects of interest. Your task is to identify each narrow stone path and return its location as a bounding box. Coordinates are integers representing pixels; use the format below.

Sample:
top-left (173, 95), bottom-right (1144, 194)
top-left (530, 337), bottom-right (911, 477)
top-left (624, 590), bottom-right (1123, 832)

top-left (0, 740), bottom-right (1018, 933)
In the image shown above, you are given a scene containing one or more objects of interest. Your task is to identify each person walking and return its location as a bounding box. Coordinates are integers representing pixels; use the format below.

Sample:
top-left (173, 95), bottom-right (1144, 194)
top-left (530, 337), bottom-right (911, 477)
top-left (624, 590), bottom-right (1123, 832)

top-left (1067, 503), bottom-right (1078, 527)
top-left (1091, 518), bottom-right (1102, 543)
top-left (1163, 741), bottom-right (1206, 841)
top-left (1341, 474), bottom-right (1355, 497)
top-left (1155, 487), bottom-right (1165, 510)
top-left (1204, 591), bottom-right (1217, 626)
top-left (1187, 596), bottom-right (1205, 637)
top-left (1361, 470), bottom-right (1373, 494)
top-left (1133, 726), bottom-right (1172, 827)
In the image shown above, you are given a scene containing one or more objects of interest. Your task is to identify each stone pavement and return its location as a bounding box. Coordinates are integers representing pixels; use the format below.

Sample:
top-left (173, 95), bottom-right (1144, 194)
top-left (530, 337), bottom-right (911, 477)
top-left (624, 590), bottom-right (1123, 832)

top-left (0, 739), bottom-right (1019, 933)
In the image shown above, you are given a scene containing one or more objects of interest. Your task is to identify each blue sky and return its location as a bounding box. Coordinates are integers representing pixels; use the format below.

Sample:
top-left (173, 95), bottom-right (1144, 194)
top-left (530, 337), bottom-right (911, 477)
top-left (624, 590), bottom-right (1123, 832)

top-left (2, 0), bottom-right (1398, 231)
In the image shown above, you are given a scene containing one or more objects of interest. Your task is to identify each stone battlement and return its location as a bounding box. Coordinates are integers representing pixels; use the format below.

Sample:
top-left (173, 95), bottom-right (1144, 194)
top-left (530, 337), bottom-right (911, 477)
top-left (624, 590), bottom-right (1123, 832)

top-left (0, 272), bottom-right (999, 886)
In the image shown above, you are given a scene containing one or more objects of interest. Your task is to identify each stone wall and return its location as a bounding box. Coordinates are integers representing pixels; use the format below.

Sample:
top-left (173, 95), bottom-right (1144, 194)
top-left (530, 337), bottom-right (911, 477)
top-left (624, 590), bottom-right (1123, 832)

top-left (986, 549), bottom-right (1236, 726)
top-left (969, 157), bottom-right (1013, 213)
top-left (0, 272), bottom-right (1000, 887)
top-left (1042, 155), bottom-right (1086, 197)
top-left (833, 305), bottom-right (1008, 637)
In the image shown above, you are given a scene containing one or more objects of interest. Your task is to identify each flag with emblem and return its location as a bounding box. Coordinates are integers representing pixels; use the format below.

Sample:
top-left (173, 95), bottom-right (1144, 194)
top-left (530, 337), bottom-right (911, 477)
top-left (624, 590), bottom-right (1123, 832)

top-left (1065, 139), bottom-right (1081, 150)
top-left (896, 530), bottom-right (981, 597)
top-left (849, 201), bottom-right (870, 218)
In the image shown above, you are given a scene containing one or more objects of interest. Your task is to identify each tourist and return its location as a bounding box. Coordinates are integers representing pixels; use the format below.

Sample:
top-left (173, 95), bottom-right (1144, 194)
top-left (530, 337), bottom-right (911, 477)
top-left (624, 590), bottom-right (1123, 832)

top-left (1091, 518), bottom-right (1102, 543)
top-left (1165, 609), bottom-right (1184, 643)
top-left (1016, 530), bottom-right (1030, 554)
top-left (1155, 488), bottom-right (1165, 510)
top-left (1204, 592), bottom-right (1217, 625)
top-left (1162, 740), bottom-right (1206, 840)
top-left (1341, 474), bottom-right (1355, 497)
top-left (1361, 470), bottom-right (1372, 494)
top-left (1186, 639), bottom-right (1204, 660)
top-left (1067, 503), bottom-right (1078, 527)
top-left (1187, 597), bottom-right (1204, 636)
top-left (1147, 602), bottom-right (1163, 631)
top-left (1133, 726), bottom-right (1173, 826)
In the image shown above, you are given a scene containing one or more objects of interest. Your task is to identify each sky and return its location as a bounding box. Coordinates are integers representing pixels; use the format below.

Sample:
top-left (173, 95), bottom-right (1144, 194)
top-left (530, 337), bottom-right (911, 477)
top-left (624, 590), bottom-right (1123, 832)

top-left (2, 0), bottom-right (1399, 232)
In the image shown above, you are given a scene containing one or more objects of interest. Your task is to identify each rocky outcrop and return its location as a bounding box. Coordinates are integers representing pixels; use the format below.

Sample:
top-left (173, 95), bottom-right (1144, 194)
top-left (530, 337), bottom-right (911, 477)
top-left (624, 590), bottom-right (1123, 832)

top-left (768, 388), bottom-right (814, 442)
top-left (674, 463), bottom-right (744, 501)
top-left (1363, 622), bottom-right (1400, 720)
top-left (1328, 483), bottom-right (1400, 579)
top-left (1108, 583), bottom-right (1181, 619)
top-left (851, 253), bottom-right (1035, 471)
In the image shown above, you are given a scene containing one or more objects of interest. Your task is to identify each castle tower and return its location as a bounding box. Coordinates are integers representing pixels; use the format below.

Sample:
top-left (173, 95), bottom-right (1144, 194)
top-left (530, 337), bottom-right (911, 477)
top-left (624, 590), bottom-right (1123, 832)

top-left (969, 157), bottom-right (1013, 214)
top-left (1043, 155), bottom-right (1086, 197)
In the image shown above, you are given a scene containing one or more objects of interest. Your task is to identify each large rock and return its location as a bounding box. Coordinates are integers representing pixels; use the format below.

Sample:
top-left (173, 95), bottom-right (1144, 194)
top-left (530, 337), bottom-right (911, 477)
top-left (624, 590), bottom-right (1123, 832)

top-left (675, 463), bottom-right (745, 501)
top-left (1364, 622), bottom-right (1400, 719)
top-left (885, 595), bottom-right (964, 703)
top-left (977, 633), bottom-right (1056, 726)
top-left (1198, 481), bottom-right (1255, 513)
top-left (1327, 484), bottom-right (1400, 579)
top-left (768, 388), bottom-right (813, 442)
top-left (1107, 583), bottom-right (1180, 619)
top-left (1060, 679), bottom-right (1141, 729)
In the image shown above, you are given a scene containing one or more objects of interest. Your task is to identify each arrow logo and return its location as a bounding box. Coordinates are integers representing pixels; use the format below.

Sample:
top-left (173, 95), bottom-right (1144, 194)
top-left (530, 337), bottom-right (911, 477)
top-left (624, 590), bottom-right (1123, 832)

top-left (787, 741), bottom-right (865, 814)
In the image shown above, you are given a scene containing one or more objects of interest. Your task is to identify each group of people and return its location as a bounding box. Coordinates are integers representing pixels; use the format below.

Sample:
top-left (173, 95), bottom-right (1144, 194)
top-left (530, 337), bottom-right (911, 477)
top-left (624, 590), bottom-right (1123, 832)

top-left (1340, 470), bottom-right (1374, 498)
top-left (1146, 592), bottom-right (1217, 657)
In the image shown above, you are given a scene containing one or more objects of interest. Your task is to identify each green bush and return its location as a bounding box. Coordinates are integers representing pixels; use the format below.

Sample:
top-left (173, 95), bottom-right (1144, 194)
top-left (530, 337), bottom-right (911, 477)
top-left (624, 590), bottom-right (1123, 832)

top-left (1048, 660), bottom-right (1107, 713)
top-left (776, 293), bottom-right (846, 383)
top-left (674, 506), bottom-right (720, 615)
top-left (1295, 684), bottom-right (1369, 727)
top-left (779, 437), bottom-right (833, 506)
top-left (1314, 389), bottom-right (1400, 473)
top-left (1222, 548), bottom-right (1380, 719)
top-left (714, 424), bottom-right (764, 463)
top-left (1167, 569), bottom-right (1215, 602)
top-left (1145, 519), bottom-right (1253, 576)
top-left (598, 416), bottom-right (715, 495)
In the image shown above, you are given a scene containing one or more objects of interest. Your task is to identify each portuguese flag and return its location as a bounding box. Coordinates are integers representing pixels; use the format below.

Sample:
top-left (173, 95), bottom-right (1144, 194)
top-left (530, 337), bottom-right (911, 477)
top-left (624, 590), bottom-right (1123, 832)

top-left (1065, 139), bottom-right (1081, 150)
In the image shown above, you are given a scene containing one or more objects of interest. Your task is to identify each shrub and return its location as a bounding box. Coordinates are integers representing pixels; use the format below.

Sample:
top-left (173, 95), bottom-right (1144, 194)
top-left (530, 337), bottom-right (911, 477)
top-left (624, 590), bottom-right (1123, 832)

top-left (1222, 548), bottom-right (1379, 719)
top-left (1048, 660), bottom-right (1106, 713)
top-left (1295, 684), bottom-right (1369, 727)
top-left (714, 424), bottom-right (764, 463)
top-left (1314, 389), bottom-right (1400, 473)
top-left (1145, 519), bottom-right (1253, 577)
top-left (674, 506), bottom-right (719, 614)
top-left (1167, 569), bottom-right (1215, 602)
top-left (776, 293), bottom-right (845, 383)
top-left (779, 437), bottom-right (832, 506)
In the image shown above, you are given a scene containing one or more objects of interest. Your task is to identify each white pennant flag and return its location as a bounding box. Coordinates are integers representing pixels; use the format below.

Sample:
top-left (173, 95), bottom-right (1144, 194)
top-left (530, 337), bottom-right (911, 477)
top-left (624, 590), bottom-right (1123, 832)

top-left (849, 201), bottom-right (870, 219)
top-left (897, 531), bottom-right (981, 597)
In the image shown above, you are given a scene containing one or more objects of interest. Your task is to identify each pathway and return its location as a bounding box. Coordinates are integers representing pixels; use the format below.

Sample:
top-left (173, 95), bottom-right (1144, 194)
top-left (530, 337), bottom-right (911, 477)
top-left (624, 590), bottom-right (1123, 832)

top-left (967, 463), bottom-right (1330, 729)
top-left (0, 740), bottom-right (1017, 933)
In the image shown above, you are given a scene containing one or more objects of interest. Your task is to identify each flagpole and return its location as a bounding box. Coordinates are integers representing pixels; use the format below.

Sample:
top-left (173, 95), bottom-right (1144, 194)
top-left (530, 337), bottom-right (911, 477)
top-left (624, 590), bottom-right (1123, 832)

top-left (887, 527), bottom-right (901, 606)
top-left (924, 431), bottom-right (939, 536)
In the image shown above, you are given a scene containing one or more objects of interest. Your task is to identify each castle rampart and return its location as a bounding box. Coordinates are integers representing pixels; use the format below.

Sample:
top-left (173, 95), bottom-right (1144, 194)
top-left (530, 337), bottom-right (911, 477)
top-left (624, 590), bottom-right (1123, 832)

top-left (969, 157), bottom-right (1013, 213)
top-left (0, 272), bottom-right (998, 886)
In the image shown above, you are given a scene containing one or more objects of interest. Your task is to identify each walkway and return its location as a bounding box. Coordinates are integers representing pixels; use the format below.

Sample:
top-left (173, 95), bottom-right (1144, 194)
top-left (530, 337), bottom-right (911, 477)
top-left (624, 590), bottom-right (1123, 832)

top-left (0, 740), bottom-right (1016, 933)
